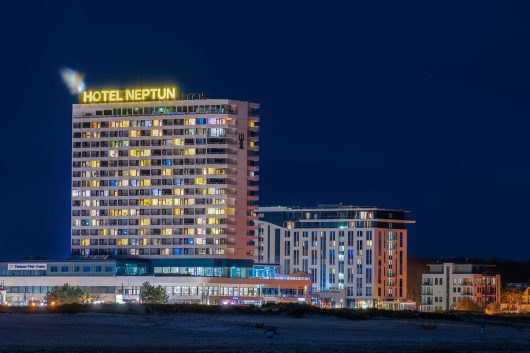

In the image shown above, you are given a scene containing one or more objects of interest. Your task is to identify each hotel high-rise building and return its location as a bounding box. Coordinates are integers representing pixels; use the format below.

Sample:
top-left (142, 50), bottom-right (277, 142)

top-left (0, 86), bottom-right (312, 307)
top-left (256, 205), bottom-right (414, 308)
top-left (71, 88), bottom-right (259, 265)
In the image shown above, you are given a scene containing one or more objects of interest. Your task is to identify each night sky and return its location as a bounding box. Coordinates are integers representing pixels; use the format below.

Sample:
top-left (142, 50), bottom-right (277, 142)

top-left (1, 1), bottom-right (529, 260)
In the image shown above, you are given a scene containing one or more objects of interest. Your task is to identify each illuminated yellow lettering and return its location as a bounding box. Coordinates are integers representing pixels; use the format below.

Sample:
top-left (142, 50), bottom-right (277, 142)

top-left (82, 91), bottom-right (92, 103)
top-left (166, 87), bottom-right (176, 99)
top-left (150, 88), bottom-right (157, 99)
top-left (92, 91), bottom-right (101, 102)
top-left (80, 86), bottom-right (177, 103)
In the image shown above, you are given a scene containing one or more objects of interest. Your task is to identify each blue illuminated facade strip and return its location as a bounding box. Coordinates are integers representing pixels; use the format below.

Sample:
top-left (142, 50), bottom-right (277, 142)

top-left (0, 258), bottom-right (264, 278)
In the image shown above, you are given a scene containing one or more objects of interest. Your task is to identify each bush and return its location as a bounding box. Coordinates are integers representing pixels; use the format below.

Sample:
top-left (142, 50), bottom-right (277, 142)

top-left (454, 297), bottom-right (482, 312)
top-left (44, 284), bottom-right (85, 305)
top-left (139, 282), bottom-right (168, 304)
top-left (2, 302), bottom-right (527, 323)
top-left (54, 303), bottom-right (88, 314)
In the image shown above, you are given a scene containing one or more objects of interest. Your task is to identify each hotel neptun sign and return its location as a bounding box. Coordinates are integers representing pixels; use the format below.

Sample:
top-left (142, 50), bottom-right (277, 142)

top-left (80, 87), bottom-right (177, 104)
top-left (79, 87), bottom-right (208, 104)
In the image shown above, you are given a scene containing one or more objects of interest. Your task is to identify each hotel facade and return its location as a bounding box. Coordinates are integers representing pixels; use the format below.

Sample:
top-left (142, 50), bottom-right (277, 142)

top-left (71, 89), bottom-right (260, 271)
top-left (256, 206), bottom-right (415, 308)
top-left (0, 86), bottom-right (414, 308)
top-left (0, 87), bottom-right (311, 305)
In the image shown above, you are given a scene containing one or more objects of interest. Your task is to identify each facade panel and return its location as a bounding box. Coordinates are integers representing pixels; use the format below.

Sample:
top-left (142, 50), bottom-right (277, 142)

top-left (71, 97), bottom-right (259, 261)
top-left (256, 206), bottom-right (414, 307)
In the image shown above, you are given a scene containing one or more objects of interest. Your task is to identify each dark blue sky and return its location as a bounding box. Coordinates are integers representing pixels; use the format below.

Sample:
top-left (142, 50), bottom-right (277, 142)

top-left (1, 1), bottom-right (529, 260)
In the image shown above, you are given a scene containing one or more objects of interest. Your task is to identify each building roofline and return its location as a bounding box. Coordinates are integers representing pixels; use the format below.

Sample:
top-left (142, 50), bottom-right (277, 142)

top-left (73, 99), bottom-right (259, 109)
top-left (257, 205), bottom-right (411, 212)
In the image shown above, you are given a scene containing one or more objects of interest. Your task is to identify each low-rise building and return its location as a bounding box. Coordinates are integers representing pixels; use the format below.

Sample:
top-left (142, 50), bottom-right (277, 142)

top-left (0, 259), bottom-right (310, 306)
top-left (421, 263), bottom-right (500, 312)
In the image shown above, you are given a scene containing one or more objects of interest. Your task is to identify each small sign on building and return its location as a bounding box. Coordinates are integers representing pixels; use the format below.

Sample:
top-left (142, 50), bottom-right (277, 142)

top-left (7, 263), bottom-right (47, 271)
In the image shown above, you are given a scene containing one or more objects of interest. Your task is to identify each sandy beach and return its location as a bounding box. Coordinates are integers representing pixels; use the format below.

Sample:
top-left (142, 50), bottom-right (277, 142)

top-left (0, 312), bottom-right (529, 352)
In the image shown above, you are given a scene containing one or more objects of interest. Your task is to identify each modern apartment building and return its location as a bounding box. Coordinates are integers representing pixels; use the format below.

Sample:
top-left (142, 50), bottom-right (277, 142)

top-left (71, 88), bottom-right (259, 271)
top-left (256, 205), bottom-right (414, 308)
top-left (420, 263), bottom-right (501, 312)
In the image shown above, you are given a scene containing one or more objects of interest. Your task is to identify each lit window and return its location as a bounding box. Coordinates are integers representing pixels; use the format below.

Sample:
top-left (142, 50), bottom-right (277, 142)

top-left (195, 178), bottom-right (207, 185)
top-left (161, 198), bottom-right (173, 206)
top-left (140, 218), bottom-right (150, 226)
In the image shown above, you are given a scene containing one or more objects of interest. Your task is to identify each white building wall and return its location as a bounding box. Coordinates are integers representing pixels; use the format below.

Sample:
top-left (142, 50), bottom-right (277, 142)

top-left (71, 99), bottom-right (259, 260)
top-left (421, 263), bottom-right (482, 312)
top-left (0, 274), bottom-right (309, 305)
top-left (258, 221), bottom-right (376, 307)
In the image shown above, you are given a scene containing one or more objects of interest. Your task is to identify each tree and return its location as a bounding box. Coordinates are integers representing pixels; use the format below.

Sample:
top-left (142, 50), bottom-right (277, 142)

top-left (81, 292), bottom-right (102, 304)
top-left (44, 284), bottom-right (85, 305)
top-left (501, 287), bottom-right (523, 305)
top-left (140, 282), bottom-right (168, 304)
top-left (486, 302), bottom-right (500, 314)
top-left (501, 287), bottom-right (524, 313)
top-left (454, 297), bottom-right (481, 312)
top-left (4, 295), bottom-right (14, 305)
